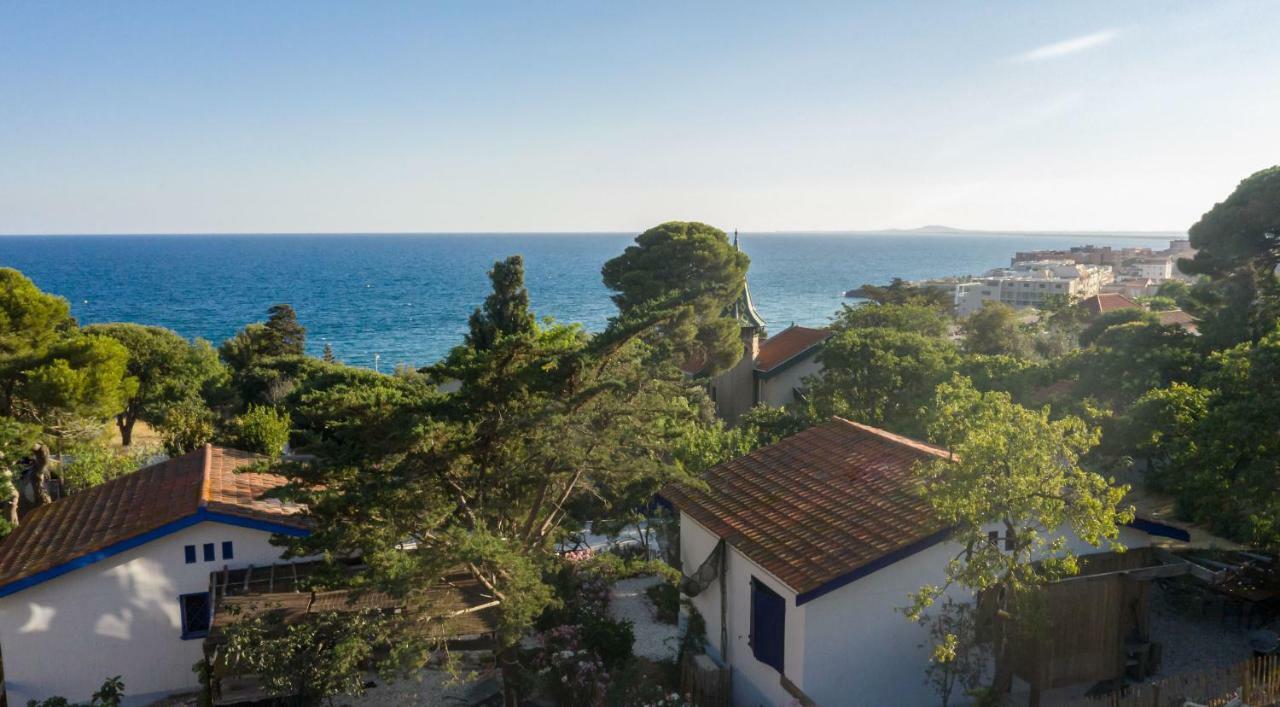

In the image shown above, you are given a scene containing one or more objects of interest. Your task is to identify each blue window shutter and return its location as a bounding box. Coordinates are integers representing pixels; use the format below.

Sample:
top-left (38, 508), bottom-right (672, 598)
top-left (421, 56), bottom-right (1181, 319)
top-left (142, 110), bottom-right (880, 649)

top-left (202, 543), bottom-right (215, 562)
top-left (750, 577), bottom-right (786, 673)
top-left (184, 545), bottom-right (196, 564)
top-left (221, 541), bottom-right (234, 560)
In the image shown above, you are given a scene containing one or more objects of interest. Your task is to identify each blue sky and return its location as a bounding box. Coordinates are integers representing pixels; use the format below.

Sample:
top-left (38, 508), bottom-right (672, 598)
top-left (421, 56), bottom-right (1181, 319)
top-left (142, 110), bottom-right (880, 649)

top-left (1, 1), bottom-right (1277, 234)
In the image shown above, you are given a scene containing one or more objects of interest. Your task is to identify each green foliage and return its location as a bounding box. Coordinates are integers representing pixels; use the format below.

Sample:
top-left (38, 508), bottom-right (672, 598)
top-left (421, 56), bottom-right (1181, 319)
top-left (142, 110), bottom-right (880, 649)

top-left (919, 599), bottom-right (990, 707)
top-left (810, 327), bottom-right (959, 437)
top-left (26, 676), bottom-right (124, 707)
top-left (227, 405), bottom-right (291, 456)
top-left (1066, 319), bottom-right (1200, 410)
top-left (645, 579), bottom-right (680, 624)
top-left (1137, 329), bottom-right (1280, 547)
top-left (833, 301), bottom-right (951, 338)
top-left (219, 304), bottom-right (307, 379)
top-left (601, 221), bottom-right (750, 375)
top-left (1181, 166), bottom-right (1280, 343)
top-left (0, 269), bottom-right (136, 518)
top-left (18, 334), bottom-right (136, 428)
top-left (60, 442), bottom-right (157, 493)
top-left (219, 606), bottom-right (399, 706)
top-left (267, 226), bottom-right (732, 705)
top-left (848, 278), bottom-right (953, 308)
top-left (467, 255), bottom-right (536, 350)
top-left (962, 302), bottom-right (1031, 358)
top-left (1078, 308), bottom-right (1154, 348)
top-left (956, 354), bottom-right (1044, 402)
top-left (909, 376), bottom-right (1132, 691)
top-left (84, 323), bottom-right (225, 445)
top-left (670, 404), bottom-right (810, 475)
top-left (159, 401), bottom-right (216, 456)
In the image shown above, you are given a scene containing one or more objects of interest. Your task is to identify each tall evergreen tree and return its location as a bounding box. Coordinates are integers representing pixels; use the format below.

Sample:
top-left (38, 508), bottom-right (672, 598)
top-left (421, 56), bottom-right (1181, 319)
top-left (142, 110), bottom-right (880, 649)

top-left (466, 255), bottom-right (536, 351)
top-left (268, 223), bottom-right (745, 706)
top-left (265, 304), bottom-right (307, 357)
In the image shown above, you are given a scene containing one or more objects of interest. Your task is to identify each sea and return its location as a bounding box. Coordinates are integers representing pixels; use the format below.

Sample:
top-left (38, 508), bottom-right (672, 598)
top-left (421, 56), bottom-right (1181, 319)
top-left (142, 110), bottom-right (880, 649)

top-left (0, 232), bottom-right (1176, 370)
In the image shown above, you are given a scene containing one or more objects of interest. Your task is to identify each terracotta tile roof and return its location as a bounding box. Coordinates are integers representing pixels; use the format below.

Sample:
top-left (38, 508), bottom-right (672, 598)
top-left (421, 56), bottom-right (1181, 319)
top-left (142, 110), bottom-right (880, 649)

top-left (1078, 293), bottom-right (1139, 315)
top-left (1156, 309), bottom-right (1199, 333)
top-left (0, 445), bottom-right (305, 593)
top-left (754, 325), bottom-right (831, 374)
top-left (662, 418), bottom-right (951, 595)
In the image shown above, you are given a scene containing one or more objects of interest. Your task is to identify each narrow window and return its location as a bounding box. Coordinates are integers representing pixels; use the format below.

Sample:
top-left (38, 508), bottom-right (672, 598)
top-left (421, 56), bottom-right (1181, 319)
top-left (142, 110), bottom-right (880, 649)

top-left (222, 541), bottom-right (234, 560)
top-left (179, 592), bottom-right (212, 639)
top-left (203, 543), bottom-right (215, 562)
top-left (749, 577), bottom-right (785, 673)
top-left (987, 531), bottom-right (1000, 547)
top-left (184, 545), bottom-right (196, 564)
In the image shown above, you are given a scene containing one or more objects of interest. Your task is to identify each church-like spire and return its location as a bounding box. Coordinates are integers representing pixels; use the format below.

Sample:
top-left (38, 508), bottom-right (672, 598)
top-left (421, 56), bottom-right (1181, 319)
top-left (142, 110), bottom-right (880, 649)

top-left (729, 229), bottom-right (766, 334)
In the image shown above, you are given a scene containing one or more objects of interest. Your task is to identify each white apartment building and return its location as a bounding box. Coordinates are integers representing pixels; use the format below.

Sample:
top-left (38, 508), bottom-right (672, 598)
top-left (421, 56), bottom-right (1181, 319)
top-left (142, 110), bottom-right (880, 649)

top-left (1136, 258), bottom-right (1174, 281)
top-left (954, 260), bottom-right (1113, 316)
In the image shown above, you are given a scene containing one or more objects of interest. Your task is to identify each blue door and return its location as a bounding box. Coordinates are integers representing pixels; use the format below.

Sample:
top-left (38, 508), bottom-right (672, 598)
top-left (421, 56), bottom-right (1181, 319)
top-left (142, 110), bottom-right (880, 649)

top-left (750, 577), bottom-right (785, 673)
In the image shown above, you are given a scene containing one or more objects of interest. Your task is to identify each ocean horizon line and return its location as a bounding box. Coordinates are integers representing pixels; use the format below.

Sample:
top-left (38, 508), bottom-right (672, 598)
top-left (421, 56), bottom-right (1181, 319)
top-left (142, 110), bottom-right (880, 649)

top-left (0, 228), bottom-right (1185, 239)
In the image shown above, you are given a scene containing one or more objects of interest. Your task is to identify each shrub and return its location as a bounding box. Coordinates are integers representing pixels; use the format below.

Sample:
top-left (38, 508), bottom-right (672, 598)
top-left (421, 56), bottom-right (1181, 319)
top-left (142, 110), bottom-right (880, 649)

top-left (581, 614), bottom-right (635, 669)
top-left (160, 402), bottom-right (216, 456)
top-left (61, 443), bottom-right (158, 493)
top-left (227, 405), bottom-right (291, 456)
top-left (645, 580), bottom-right (680, 625)
top-left (27, 676), bottom-right (124, 707)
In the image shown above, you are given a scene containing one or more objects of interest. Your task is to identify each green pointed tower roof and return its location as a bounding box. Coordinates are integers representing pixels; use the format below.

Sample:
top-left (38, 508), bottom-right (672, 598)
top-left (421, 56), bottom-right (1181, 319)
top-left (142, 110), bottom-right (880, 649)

top-left (730, 230), bottom-right (767, 333)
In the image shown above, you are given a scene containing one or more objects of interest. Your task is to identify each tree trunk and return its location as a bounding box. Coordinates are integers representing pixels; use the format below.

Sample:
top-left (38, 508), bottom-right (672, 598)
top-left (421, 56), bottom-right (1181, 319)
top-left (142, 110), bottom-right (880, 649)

top-left (30, 443), bottom-right (53, 507)
top-left (117, 413), bottom-right (135, 447)
top-left (499, 644), bottom-right (521, 707)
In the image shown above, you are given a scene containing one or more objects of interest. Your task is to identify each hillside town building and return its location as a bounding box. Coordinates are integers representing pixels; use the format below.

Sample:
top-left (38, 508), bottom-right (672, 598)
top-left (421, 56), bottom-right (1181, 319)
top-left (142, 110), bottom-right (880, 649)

top-left (952, 260), bottom-right (1114, 316)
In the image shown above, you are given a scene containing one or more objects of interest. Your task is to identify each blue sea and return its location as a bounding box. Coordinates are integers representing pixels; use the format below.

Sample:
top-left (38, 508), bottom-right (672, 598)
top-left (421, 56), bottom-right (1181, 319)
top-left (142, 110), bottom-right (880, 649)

top-left (0, 233), bottom-right (1175, 369)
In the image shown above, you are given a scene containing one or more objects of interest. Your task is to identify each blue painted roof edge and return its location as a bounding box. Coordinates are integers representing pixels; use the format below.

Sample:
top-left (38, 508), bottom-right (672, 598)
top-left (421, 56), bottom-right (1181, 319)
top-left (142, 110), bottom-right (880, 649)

top-left (1127, 516), bottom-right (1191, 542)
top-left (795, 527), bottom-right (952, 606)
top-left (0, 509), bottom-right (309, 598)
top-left (794, 518), bottom-right (1190, 606)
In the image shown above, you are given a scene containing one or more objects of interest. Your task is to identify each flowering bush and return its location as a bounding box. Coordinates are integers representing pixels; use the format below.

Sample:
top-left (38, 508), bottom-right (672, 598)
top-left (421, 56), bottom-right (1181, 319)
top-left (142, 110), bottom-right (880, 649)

top-left (536, 624), bottom-right (611, 707)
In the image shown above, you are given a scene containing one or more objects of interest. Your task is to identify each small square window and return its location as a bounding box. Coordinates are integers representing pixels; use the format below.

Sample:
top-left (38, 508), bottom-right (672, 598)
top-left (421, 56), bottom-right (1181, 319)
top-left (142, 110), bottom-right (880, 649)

top-left (203, 543), bottom-right (215, 562)
top-left (179, 592), bottom-right (211, 639)
top-left (987, 531), bottom-right (999, 547)
top-left (222, 541), bottom-right (234, 560)
top-left (184, 545), bottom-right (196, 564)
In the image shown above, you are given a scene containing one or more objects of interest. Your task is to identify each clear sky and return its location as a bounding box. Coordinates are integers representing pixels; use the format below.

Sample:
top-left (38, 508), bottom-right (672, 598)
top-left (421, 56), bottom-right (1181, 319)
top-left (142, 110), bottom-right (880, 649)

top-left (1, 1), bottom-right (1277, 234)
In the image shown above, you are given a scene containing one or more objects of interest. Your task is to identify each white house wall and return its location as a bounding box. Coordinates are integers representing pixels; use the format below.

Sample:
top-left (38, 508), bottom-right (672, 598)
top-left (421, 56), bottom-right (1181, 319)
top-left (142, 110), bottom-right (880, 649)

top-left (756, 354), bottom-right (823, 410)
top-left (800, 524), bottom-right (1152, 707)
top-left (0, 521), bottom-right (293, 706)
top-left (680, 512), bottom-right (807, 707)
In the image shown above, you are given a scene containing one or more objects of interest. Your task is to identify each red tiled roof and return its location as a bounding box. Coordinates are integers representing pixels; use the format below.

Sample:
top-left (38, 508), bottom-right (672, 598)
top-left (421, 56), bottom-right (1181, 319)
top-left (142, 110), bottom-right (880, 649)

top-left (754, 325), bottom-right (830, 374)
top-left (0, 445), bottom-right (305, 592)
top-left (1078, 293), bottom-right (1139, 315)
top-left (662, 418), bottom-right (951, 595)
top-left (1155, 309), bottom-right (1198, 333)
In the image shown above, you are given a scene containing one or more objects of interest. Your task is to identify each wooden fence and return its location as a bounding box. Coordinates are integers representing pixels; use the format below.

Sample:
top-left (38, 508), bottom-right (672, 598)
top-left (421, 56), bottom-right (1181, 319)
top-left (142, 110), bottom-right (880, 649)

top-left (1061, 654), bottom-right (1280, 707)
top-left (680, 652), bottom-right (731, 707)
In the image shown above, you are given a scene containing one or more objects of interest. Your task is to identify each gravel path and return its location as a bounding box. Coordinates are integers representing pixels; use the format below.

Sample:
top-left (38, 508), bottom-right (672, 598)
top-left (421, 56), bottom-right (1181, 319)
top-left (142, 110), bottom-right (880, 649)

top-left (611, 575), bottom-right (680, 662)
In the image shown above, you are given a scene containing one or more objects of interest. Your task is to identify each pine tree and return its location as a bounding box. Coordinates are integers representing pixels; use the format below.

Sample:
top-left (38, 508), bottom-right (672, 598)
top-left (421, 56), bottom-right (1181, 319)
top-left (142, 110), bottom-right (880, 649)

top-left (465, 255), bottom-right (536, 351)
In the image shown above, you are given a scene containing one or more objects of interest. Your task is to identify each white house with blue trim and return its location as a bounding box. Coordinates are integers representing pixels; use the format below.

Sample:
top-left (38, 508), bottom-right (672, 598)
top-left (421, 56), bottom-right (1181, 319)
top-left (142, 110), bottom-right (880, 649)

top-left (0, 445), bottom-right (309, 706)
top-left (664, 418), bottom-right (1190, 707)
